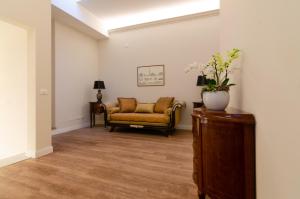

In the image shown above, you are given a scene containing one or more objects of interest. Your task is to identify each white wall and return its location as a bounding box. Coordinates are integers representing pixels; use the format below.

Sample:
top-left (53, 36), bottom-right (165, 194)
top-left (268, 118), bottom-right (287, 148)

top-left (220, 0), bottom-right (300, 198)
top-left (0, 20), bottom-right (27, 160)
top-left (54, 21), bottom-right (100, 132)
top-left (98, 13), bottom-right (220, 128)
top-left (0, 0), bottom-right (52, 158)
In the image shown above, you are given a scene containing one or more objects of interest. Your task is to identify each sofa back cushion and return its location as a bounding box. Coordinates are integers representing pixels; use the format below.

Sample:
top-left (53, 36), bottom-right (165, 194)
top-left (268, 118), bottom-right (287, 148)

top-left (118, 97), bottom-right (137, 113)
top-left (154, 97), bottom-right (174, 113)
top-left (135, 103), bottom-right (155, 113)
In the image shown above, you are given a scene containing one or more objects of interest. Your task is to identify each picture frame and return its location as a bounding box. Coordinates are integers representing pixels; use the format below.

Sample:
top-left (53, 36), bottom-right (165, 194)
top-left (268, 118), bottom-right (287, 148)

top-left (137, 65), bottom-right (165, 87)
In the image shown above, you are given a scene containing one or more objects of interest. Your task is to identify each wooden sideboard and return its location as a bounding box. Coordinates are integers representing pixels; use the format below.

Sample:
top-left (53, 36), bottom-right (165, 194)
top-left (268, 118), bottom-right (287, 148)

top-left (192, 107), bottom-right (256, 199)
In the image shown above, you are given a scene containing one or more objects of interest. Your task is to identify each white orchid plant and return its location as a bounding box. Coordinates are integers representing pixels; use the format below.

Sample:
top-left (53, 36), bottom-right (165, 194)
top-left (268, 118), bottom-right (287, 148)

top-left (185, 48), bottom-right (241, 92)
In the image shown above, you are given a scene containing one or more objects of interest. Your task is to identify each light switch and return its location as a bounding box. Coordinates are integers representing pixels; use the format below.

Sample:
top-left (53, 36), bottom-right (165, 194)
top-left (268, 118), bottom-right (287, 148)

top-left (40, 89), bottom-right (48, 95)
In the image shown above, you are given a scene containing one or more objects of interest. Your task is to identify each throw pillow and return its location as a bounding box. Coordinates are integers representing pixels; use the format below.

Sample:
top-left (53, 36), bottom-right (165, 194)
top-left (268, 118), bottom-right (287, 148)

top-left (118, 97), bottom-right (137, 113)
top-left (154, 97), bottom-right (174, 113)
top-left (135, 103), bottom-right (155, 113)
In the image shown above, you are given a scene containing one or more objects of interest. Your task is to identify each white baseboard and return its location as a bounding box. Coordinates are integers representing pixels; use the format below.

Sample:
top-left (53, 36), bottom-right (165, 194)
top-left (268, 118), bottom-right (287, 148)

top-left (0, 153), bottom-right (29, 168)
top-left (177, 124), bottom-right (192, 130)
top-left (26, 146), bottom-right (53, 158)
top-left (52, 122), bottom-right (90, 135)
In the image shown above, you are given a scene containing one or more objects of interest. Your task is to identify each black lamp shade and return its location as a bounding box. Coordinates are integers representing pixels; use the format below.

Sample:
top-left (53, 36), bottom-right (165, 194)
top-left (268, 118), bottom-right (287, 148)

top-left (197, 75), bottom-right (207, 86)
top-left (94, 81), bottom-right (105, 89)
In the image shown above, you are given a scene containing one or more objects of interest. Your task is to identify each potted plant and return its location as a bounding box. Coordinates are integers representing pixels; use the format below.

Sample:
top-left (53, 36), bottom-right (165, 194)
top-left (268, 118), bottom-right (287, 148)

top-left (186, 48), bottom-right (241, 111)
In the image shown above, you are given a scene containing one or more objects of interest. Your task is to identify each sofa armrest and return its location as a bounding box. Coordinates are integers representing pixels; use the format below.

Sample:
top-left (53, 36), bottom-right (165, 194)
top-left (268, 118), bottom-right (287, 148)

top-left (173, 100), bottom-right (186, 109)
top-left (104, 102), bottom-right (119, 122)
top-left (105, 102), bottom-right (118, 109)
top-left (164, 108), bottom-right (172, 116)
top-left (105, 102), bottom-right (119, 112)
top-left (110, 107), bottom-right (120, 114)
top-left (170, 101), bottom-right (186, 128)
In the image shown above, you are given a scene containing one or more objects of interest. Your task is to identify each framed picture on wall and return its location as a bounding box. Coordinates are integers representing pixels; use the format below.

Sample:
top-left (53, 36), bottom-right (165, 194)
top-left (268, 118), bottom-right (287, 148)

top-left (137, 65), bottom-right (165, 87)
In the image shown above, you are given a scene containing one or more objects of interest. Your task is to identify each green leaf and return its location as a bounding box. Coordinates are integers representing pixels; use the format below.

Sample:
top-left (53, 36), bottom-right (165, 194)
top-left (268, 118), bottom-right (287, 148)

top-left (221, 78), bottom-right (229, 86)
top-left (207, 79), bottom-right (216, 85)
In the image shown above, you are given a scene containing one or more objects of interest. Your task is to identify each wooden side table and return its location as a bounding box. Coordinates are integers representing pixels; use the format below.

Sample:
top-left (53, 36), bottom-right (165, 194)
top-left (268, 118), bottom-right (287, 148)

top-left (89, 102), bottom-right (107, 128)
top-left (193, 101), bottom-right (204, 108)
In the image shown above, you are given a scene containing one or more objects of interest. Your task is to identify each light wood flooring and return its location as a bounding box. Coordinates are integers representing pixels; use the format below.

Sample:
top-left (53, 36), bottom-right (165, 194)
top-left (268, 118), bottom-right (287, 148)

top-left (0, 127), bottom-right (198, 199)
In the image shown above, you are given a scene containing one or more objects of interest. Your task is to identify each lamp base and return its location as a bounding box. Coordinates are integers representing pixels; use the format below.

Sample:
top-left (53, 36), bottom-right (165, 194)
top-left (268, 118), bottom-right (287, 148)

top-left (97, 90), bottom-right (102, 103)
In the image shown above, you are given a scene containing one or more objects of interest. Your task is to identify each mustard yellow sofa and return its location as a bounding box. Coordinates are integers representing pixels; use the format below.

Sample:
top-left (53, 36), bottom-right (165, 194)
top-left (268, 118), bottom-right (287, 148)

top-left (104, 99), bottom-right (185, 136)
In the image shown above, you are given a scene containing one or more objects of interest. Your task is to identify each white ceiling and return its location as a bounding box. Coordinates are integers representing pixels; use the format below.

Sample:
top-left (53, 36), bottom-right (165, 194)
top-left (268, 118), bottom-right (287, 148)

top-left (78, 0), bottom-right (220, 30)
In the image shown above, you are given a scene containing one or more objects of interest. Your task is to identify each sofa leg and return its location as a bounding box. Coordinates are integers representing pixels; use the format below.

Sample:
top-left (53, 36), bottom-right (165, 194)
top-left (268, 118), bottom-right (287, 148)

top-left (109, 126), bottom-right (115, 132)
top-left (170, 128), bottom-right (175, 135)
top-left (164, 130), bottom-right (169, 137)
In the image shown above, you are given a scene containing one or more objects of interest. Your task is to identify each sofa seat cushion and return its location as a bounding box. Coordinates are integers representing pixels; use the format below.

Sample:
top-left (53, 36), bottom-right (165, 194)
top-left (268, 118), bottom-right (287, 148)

top-left (110, 113), bottom-right (170, 124)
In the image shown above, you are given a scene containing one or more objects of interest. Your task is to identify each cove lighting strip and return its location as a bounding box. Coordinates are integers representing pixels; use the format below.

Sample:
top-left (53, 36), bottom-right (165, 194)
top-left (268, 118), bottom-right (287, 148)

top-left (101, 0), bottom-right (220, 31)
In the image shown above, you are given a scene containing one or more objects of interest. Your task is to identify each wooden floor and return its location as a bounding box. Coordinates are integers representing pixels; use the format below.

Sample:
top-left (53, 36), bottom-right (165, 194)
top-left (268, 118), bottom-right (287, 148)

top-left (0, 127), bottom-right (198, 199)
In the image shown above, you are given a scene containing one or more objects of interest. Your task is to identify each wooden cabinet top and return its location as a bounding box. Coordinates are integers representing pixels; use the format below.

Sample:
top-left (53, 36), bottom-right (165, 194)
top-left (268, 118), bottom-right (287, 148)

top-left (192, 107), bottom-right (255, 124)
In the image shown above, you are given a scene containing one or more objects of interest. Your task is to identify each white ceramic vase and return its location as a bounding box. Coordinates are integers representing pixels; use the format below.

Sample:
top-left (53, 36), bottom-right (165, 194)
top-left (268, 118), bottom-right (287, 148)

top-left (203, 91), bottom-right (230, 111)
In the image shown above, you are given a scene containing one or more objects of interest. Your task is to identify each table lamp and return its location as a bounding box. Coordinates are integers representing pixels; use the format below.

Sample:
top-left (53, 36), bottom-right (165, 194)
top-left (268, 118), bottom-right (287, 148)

top-left (197, 75), bottom-right (207, 86)
top-left (94, 81), bottom-right (105, 103)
